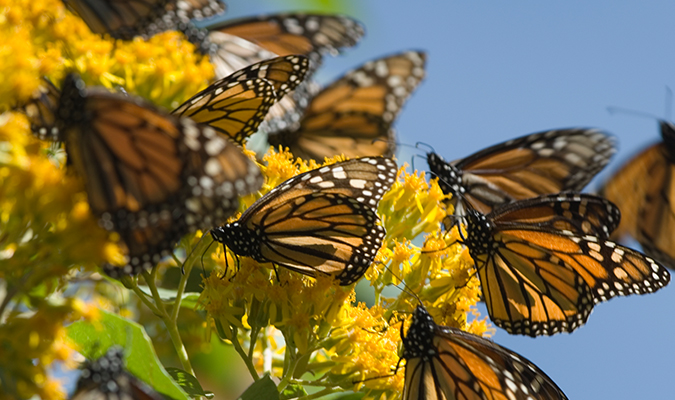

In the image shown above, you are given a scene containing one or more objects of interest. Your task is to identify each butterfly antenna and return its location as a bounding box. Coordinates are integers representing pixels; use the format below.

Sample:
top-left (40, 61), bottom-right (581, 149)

top-left (415, 141), bottom-right (435, 153)
top-left (666, 86), bottom-right (673, 121)
top-left (606, 106), bottom-right (663, 121)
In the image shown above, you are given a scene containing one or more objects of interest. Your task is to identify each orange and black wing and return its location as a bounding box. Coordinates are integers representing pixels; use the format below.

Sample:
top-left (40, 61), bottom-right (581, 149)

top-left (464, 200), bottom-right (670, 337)
top-left (402, 306), bottom-right (568, 400)
top-left (268, 51), bottom-right (426, 161)
top-left (489, 192), bottom-right (620, 239)
top-left (206, 13), bottom-right (364, 134)
top-left (63, 0), bottom-right (225, 40)
top-left (212, 157), bottom-right (398, 285)
top-left (600, 121), bottom-right (675, 270)
top-left (57, 74), bottom-right (262, 275)
top-left (17, 77), bottom-right (62, 141)
top-left (172, 55), bottom-right (309, 144)
top-left (428, 128), bottom-right (616, 216)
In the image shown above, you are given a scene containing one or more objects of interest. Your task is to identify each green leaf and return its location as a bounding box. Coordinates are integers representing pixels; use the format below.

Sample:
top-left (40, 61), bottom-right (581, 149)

top-left (166, 367), bottom-right (214, 399)
top-left (280, 383), bottom-right (307, 400)
top-left (67, 309), bottom-right (189, 400)
top-left (137, 286), bottom-right (201, 309)
top-left (238, 375), bottom-right (279, 400)
top-left (320, 392), bottom-right (365, 400)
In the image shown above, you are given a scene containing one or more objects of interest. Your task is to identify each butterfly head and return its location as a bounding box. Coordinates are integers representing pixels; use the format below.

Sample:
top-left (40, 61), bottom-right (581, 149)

top-left (210, 222), bottom-right (261, 258)
top-left (401, 306), bottom-right (437, 361)
top-left (56, 74), bottom-right (88, 128)
top-left (426, 152), bottom-right (464, 196)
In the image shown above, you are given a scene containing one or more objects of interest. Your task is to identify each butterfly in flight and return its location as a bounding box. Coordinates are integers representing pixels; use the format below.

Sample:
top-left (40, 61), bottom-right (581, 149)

top-left (54, 73), bottom-right (263, 276)
top-left (400, 305), bottom-right (568, 400)
top-left (210, 156), bottom-right (398, 286)
top-left (204, 13), bottom-right (365, 133)
top-left (600, 120), bottom-right (675, 270)
top-left (268, 51), bottom-right (427, 162)
top-left (457, 192), bottom-right (669, 336)
top-left (61, 0), bottom-right (226, 40)
top-left (426, 128), bottom-right (616, 226)
top-left (72, 346), bottom-right (164, 400)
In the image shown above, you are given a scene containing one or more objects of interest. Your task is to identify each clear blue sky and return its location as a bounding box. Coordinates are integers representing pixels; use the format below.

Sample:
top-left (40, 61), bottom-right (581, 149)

top-left (223, 1), bottom-right (675, 399)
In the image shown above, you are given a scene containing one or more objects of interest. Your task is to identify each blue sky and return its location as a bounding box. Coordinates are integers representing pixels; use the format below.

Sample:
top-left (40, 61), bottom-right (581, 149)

top-left (222, 1), bottom-right (675, 399)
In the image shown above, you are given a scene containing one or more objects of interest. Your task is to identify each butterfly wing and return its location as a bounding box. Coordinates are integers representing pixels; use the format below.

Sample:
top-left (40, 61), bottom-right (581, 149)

top-left (600, 121), bottom-right (675, 270)
top-left (489, 193), bottom-right (621, 239)
top-left (429, 128), bottom-right (616, 216)
top-left (402, 306), bottom-right (568, 400)
top-left (268, 51), bottom-right (427, 161)
top-left (467, 201), bottom-right (670, 336)
top-left (215, 157), bottom-right (398, 285)
top-left (72, 347), bottom-right (165, 400)
top-left (206, 13), bottom-right (364, 134)
top-left (58, 74), bottom-right (262, 275)
top-left (16, 77), bottom-right (62, 141)
top-left (172, 55), bottom-right (310, 144)
top-left (63, 0), bottom-right (225, 40)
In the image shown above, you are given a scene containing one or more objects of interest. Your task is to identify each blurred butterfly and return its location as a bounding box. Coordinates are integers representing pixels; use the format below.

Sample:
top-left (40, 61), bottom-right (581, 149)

top-left (400, 305), bottom-right (568, 400)
top-left (426, 128), bottom-right (616, 226)
top-left (458, 192), bottom-right (669, 336)
top-left (205, 13), bottom-right (365, 133)
top-left (600, 120), bottom-right (675, 270)
top-left (172, 55), bottom-right (310, 144)
top-left (72, 346), bottom-right (164, 400)
top-left (268, 51), bottom-right (427, 162)
top-left (62, 0), bottom-right (226, 40)
top-left (210, 156), bottom-right (398, 285)
top-left (55, 73), bottom-right (263, 276)
top-left (20, 56), bottom-right (308, 147)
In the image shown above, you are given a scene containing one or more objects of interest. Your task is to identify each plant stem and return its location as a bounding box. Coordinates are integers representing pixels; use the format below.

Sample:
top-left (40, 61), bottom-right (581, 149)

top-left (299, 387), bottom-right (340, 400)
top-left (140, 269), bottom-right (194, 374)
top-left (230, 326), bottom-right (260, 381)
top-left (171, 234), bottom-right (213, 323)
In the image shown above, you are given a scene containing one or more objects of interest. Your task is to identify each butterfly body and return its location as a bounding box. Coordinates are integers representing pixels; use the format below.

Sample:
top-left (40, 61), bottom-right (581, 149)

top-left (401, 306), bottom-right (568, 400)
top-left (460, 193), bottom-right (669, 336)
top-left (55, 74), bottom-right (263, 275)
top-left (211, 157), bottom-right (397, 285)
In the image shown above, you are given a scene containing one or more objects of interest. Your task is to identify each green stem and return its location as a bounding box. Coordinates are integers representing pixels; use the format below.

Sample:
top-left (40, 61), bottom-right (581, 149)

top-left (298, 387), bottom-right (340, 400)
top-left (140, 269), bottom-right (194, 374)
top-left (230, 326), bottom-right (260, 381)
top-left (277, 346), bottom-right (298, 393)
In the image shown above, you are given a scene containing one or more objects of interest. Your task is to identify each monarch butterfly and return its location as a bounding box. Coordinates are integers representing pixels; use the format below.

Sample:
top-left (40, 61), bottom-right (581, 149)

top-left (72, 346), bottom-right (164, 400)
top-left (427, 128), bottom-right (616, 224)
top-left (401, 305), bottom-right (568, 400)
top-left (268, 51), bottom-right (427, 162)
top-left (210, 156), bottom-right (398, 285)
top-left (459, 192), bottom-right (669, 336)
top-left (21, 56), bottom-right (308, 146)
top-left (600, 120), bottom-right (675, 270)
top-left (56, 73), bottom-right (263, 276)
top-left (62, 0), bottom-right (226, 40)
top-left (172, 55), bottom-right (310, 144)
top-left (205, 13), bottom-right (365, 133)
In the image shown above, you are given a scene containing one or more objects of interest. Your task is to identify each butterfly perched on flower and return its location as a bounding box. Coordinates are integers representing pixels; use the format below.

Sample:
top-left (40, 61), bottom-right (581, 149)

top-left (426, 128), bottom-right (616, 225)
top-left (72, 346), bottom-right (164, 400)
top-left (55, 73), bottom-right (263, 276)
top-left (62, 0), bottom-right (226, 40)
top-left (268, 51), bottom-right (427, 162)
top-left (210, 156), bottom-right (398, 285)
top-left (600, 120), bottom-right (675, 270)
top-left (204, 13), bottom-right (365, 133)
top-left (400, 305), bottom-right (568, 400)
top-left (458, 192), bottom-right (669, 336)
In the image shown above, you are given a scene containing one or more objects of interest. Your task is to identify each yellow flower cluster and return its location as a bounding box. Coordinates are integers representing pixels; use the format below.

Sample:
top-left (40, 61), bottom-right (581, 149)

top-left (198, 148), bottom-right (489, 398)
